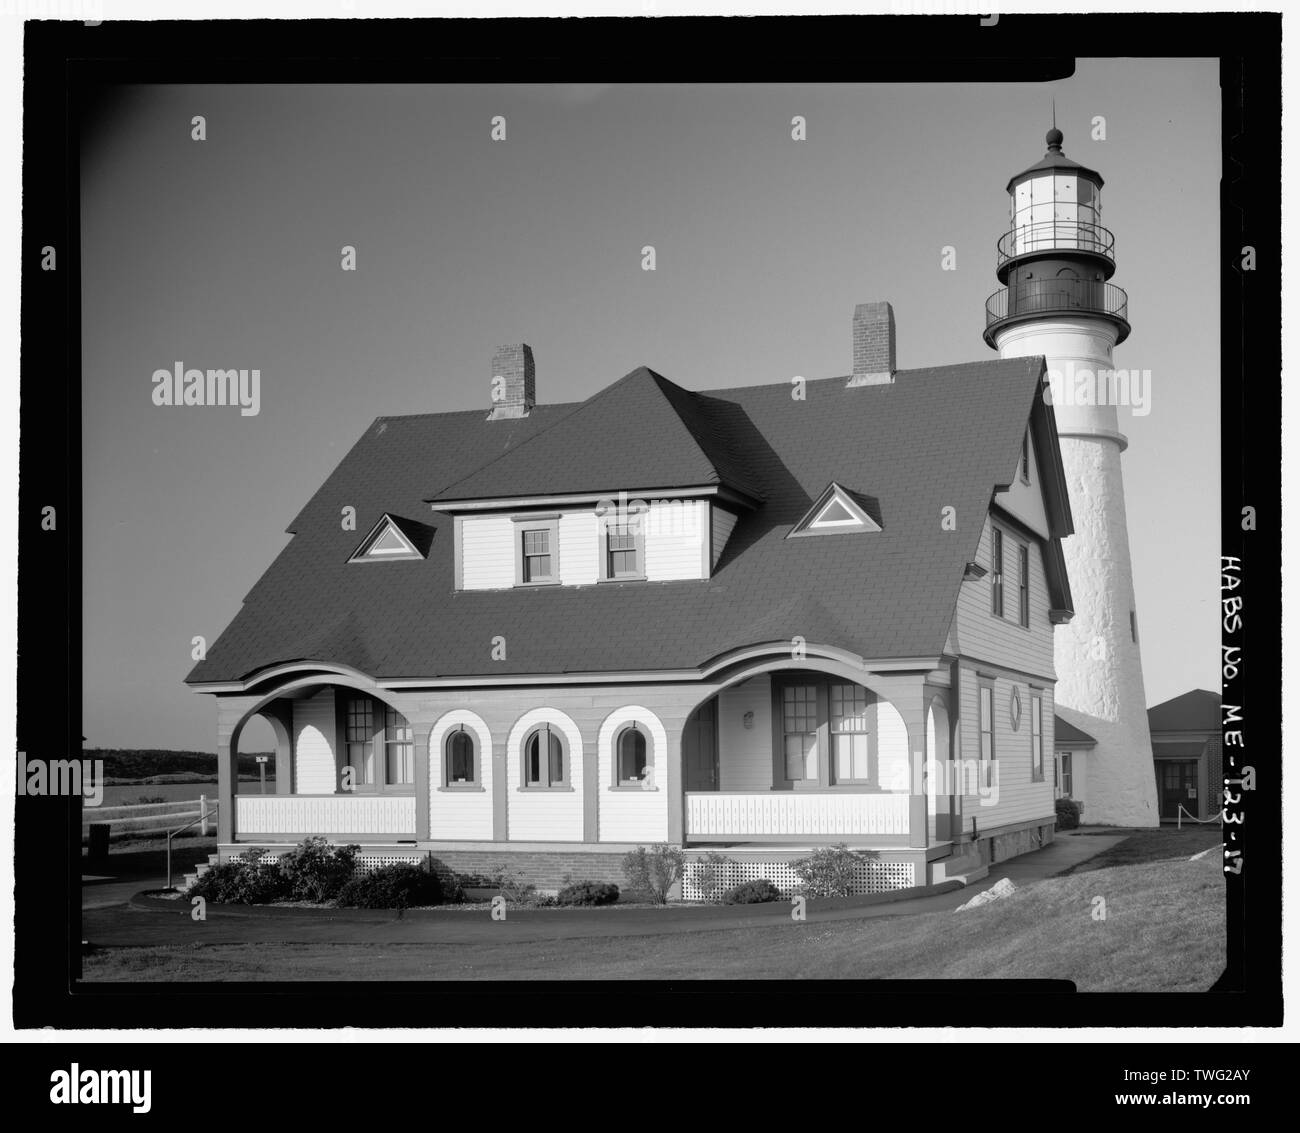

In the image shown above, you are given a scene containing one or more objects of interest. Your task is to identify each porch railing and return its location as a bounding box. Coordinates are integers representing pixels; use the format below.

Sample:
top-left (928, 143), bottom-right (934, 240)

top-left (685, 791), bottom-right (909, 840)
top-left (234, 794), bottom-right (416, 837)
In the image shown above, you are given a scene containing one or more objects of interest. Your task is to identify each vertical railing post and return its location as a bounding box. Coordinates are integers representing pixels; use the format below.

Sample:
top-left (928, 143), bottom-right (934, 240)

top-left (200, 794), bottom-right (208, 837)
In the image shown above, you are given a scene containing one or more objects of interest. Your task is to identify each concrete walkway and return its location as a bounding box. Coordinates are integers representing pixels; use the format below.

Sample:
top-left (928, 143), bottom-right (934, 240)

top-left (81, 830), bottom-right (1131, 948)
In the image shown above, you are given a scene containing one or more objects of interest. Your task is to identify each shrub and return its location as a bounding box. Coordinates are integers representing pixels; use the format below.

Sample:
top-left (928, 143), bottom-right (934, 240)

top-left (490, 863), bottom-right (538, 904)
top-left (556, 880), bottom-right (620, 906)
top-left (133, 795), bottom-right (166, 805)
top-left (792, 844), bottom-right (862, 898)
top-left (721, 878), bottom-right (781, 904)
top-left (689, 852), bottom-right (732, 902)
top-left (1055, 798), bottom-right (1082, 831)
top-left (278, 837), bottom-right (359, 902)
top-left (622, 845), bottom-right (685, 905)
top-left (189, 853), bottom-right (291, 904)
top-left (336, 862), bottom-right (443, 909)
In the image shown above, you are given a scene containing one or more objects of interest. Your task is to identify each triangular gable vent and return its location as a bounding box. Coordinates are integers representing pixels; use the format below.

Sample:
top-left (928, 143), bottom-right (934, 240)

top-left (349, 514), bottom-right (425, 562)
top-left (788, 483), bottom-right (881, 538)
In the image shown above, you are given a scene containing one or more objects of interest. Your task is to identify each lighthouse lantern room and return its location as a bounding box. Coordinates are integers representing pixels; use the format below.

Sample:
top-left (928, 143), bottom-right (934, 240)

top-left (984, 126), bottom-right (1129, 347)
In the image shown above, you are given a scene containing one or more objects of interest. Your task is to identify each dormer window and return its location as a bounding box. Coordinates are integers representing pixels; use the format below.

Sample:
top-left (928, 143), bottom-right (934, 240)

top-left (599, 511), bottom-right (646, 581)
top-left (513, 515), bottom-right (559, 585)
top-left (348, 514), bottom-right (426, 562)
top-left (788, 483), bottom-right (881, 538)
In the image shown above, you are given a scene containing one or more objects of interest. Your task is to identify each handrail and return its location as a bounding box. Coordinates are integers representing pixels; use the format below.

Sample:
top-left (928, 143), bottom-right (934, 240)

top-left (997, 219), bottom-right (1115, 267)
top-left (985, 280), bottom-right (1129, 325)
top-left (166, 803), bottom-right (221, 891)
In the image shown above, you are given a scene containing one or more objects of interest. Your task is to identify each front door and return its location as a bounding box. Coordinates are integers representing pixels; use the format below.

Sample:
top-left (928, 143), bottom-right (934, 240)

top-left (1159, 759), bottom-right (1199, 820)
top-left (683, 697), bottom-right (719, 791)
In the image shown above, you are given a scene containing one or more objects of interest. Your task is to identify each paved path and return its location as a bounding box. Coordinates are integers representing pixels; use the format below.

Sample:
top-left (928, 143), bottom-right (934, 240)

top-left (81, 831), bottom-right (1130, 948)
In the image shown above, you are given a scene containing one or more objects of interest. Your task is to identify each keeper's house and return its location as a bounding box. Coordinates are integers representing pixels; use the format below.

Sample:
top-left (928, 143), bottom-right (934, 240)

top-left (187, 304), bottom-right (1076, 896)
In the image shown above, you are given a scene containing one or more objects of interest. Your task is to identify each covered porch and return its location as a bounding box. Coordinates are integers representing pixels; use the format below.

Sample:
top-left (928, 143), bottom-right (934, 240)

top-left (217, 677), bottom-right (420, 844)
top-left (677, 663), bottom-right (960, 850)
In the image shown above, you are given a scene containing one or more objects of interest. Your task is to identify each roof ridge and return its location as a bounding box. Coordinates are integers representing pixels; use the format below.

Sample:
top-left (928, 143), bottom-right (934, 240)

top-left (427, 366), bottom-right (658, 501)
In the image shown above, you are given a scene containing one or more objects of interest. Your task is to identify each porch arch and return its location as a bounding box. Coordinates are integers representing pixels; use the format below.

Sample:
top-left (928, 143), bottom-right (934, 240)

top-left (673, 647), bottom-right (933, 849)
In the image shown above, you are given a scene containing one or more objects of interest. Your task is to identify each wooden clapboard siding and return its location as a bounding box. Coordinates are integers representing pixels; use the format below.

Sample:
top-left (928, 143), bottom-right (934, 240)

top-left (292, 690), bottom-right (337, 795)
top-left (955, 660), bottom-right (1055, 830)
top-left (558, 511), bottom-right (599, 585)
top-left (596, 707), bottom-right (670, 843)
top-left (458, 502), bottom-right (708, 590)
top-left (459, 514), bottom-right (516, 590)
top-left (428, 712), bottom-right (494, 841)
top-left (953, 515), bottom-right (1056, 681)
top-left (876, 699), bottom-right (910, 790)
top-left (717, 675), bottom-right (772, 790)
top-left (993, 429), bottom-right (1050, 538)
top-left (644, 499), bottom-right (707, 581)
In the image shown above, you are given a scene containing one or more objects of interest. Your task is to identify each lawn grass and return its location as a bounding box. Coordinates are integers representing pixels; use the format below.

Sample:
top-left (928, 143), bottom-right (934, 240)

top-left (81, 853), bottom-right (1224, 988)
top-left (1061, 825), bottom-right (1222, 874)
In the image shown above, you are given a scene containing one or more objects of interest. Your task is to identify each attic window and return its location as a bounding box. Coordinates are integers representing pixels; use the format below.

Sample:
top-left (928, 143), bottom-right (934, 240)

top-left (349, 515), bottom-right (424, 562)
top-left (787, 483), bottom-right (881, 538)
top-left (1020, 433), bottom-right (1031, 483)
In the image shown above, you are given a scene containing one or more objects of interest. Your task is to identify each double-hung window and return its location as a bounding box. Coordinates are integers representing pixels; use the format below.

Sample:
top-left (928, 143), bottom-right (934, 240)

top-left (830, 682), bottom-right (872, 784)
top-left (1030, 692), bottom-right (1044, 781)
top-left (1018, 543), bottom-right (1030, 627)
top-left (991, 529), bottom-right (1005, 617)
top-left (978, 678), bottom-right (996, 786)
top-left (513, 515), bottom-right (560, 585)
top-left (345, 697), bottom-right (376, 789)
top-left (599, 511), bottom-right (646, 581)
top-left (780, 684), bottom-right (820, 784)
top-left (384, 706), bottom-right (414, 787)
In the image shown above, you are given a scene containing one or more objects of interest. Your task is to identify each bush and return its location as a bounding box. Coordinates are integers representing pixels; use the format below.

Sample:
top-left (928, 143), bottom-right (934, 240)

top-left (556, 880), bottom-right (620, 906)
top-left (336, 862), bottom-right (443, 909)
top-left (622, 845), bottom-right (685, 905)
top-left (490, 863), bottom-right (537, 904)
top-left (721, 878), bottom-right (781, 904)
top-left (1055, 798), bottom-right (1082, 831)
top-left (792, 844), bottom-right (862, 898)
top-left (189, 853), bottom-right (291, 904)
top-left (689, 852), bottom-right (732, 902)
top-left (133, 795), bottom-right (166, 805)
top-left (278, 837), bottom-right (359, 902)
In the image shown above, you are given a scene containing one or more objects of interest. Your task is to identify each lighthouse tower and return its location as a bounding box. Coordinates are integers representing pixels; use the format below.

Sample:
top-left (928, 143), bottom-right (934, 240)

top-left (983, 127), bottom-right (1158, 826)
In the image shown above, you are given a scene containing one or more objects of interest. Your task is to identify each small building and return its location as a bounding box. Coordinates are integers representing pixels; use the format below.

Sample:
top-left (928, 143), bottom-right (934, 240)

top-left (1052, 714), bottom-right (1096, 810)
top-left (1148, 689), bottom-right (1222, 822)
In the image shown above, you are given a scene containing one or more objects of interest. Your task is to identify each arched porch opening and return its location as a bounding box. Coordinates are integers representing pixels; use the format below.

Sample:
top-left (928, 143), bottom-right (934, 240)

top-left (676, 655), bottom-right (933, 850)
top-left (222, 678), bottom-right (418, 845)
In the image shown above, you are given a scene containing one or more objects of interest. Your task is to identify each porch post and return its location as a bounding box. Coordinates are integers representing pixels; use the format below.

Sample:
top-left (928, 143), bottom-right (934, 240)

top-left (215, 697), bottom-right (250, 844)
top-left (216, 735), bottom-right (236, 843)
top-left (865, 673), bottom-right (928, 850)
top-left (414, 715), bottom-right (431, 841)
top-left (666, 726), bottom-right (684, 845)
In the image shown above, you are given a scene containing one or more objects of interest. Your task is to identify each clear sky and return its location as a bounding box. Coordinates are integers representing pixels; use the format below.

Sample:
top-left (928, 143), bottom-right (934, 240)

top-left (80, 60), bottom-right (1221, 752)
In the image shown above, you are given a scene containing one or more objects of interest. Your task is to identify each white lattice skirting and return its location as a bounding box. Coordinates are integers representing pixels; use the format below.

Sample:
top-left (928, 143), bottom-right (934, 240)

top-left (681, 854), bottom-right (915, 901)
top-left (227, 848), bottom-right (425, 873)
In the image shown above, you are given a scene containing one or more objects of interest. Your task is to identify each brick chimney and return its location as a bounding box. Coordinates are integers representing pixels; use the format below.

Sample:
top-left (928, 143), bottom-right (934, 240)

top-left (487, 343), bottom-right (535, 420)
top-left (847, 302), bottom-right (896, 387)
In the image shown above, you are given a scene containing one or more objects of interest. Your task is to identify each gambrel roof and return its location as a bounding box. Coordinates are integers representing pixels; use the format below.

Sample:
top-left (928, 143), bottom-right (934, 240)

top-left (187, 355), bottom-right (1070, 685)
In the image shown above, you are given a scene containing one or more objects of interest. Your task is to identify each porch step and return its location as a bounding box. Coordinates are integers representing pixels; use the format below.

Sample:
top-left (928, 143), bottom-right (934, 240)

top-left (181, 872), bottom-right (199, 891)
top-left (933, 848), bottom-right (988, 886)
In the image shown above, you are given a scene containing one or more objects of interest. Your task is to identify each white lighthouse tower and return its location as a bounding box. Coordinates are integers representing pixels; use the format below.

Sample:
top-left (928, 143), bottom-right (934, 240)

top-left (984, 126), bottom-right (1158, 826)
